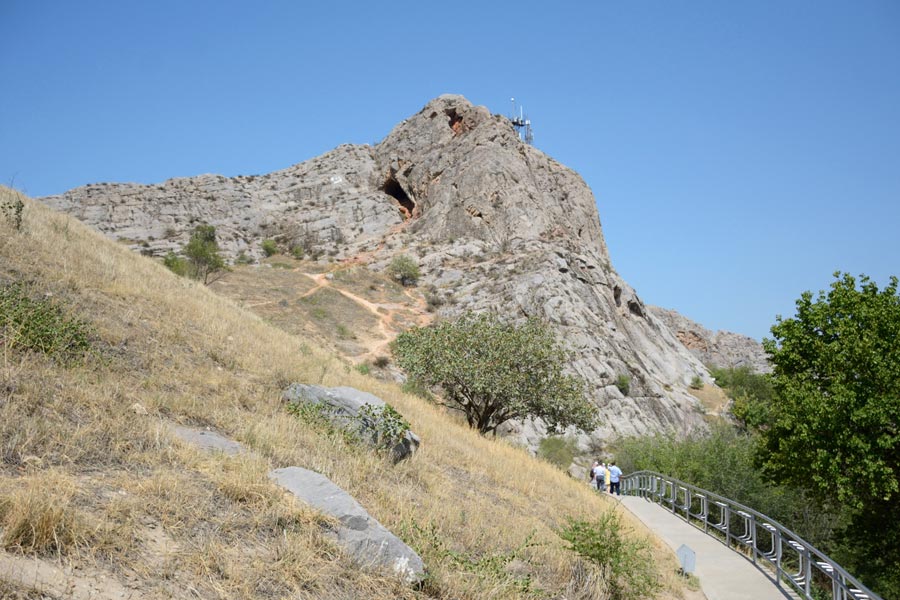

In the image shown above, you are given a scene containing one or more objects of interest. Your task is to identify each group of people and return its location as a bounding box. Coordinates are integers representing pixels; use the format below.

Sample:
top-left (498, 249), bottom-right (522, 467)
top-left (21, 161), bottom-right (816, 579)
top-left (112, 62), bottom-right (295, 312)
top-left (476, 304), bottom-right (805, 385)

top-left (590, 460), bottom-right (623, 495)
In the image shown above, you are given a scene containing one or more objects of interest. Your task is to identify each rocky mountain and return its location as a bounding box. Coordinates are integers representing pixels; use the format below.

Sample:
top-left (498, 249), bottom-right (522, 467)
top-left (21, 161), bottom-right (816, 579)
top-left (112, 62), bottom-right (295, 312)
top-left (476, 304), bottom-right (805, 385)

top-left (41, 94), bottom-right (714, 445)
top-left (648, 306), bottom-right (771, 374)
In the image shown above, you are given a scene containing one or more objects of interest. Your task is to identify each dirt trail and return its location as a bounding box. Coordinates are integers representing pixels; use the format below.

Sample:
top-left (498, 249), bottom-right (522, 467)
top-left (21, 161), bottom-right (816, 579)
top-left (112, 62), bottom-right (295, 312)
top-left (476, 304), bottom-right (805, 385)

top-left (297, 271), bottom-right (433, 361)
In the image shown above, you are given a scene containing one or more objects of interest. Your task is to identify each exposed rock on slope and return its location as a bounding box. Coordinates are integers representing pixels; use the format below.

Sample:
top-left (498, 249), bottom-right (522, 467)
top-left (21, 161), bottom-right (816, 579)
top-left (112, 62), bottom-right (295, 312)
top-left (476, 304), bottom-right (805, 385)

top-left (41, 94), bottom-right (712, 443)
top-left (648, 306), bottom-right (771, 374)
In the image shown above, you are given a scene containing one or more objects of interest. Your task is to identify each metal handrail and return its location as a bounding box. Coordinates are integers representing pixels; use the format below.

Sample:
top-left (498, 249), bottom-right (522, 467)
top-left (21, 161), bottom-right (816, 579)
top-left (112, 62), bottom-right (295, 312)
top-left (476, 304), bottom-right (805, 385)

top-left (621, 471), bottom-right (881, 600)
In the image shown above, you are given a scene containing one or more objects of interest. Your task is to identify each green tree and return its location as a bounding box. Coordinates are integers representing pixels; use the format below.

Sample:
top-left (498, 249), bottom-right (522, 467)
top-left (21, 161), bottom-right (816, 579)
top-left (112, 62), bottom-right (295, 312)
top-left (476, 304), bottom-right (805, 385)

top-left (762, 272), bottom-right (900, 508)
top-left (762, 272), bottom-right (900, 597)
top-left (387, 254), bottom-right (420, 287)
top-left (392, 312), bottom-right (596, 435)
top-left (184, 224), bottom-right (226, 284)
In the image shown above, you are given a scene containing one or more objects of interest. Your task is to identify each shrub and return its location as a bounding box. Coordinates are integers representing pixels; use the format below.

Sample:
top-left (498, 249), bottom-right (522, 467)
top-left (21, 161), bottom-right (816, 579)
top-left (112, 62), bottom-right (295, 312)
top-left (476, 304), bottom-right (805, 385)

top-left (558, 511), bottom-right (657, 599)
top-left (261, 239), bottom-right (278, 257)
top-left (615, 374), bottom-right (630, 395)
top-left (234, 250), bottom-right (254, 265)
top-left (290, 245), bottom-right (304, 260)
top-left (373, 355), bottom-right (390, 368)
top-left (0, 192), bottom-right (24, 231)
top-left (354, 363), bottom-right (371, 375)
top-left (163, 251), bottom-right (189, 276)
top-left (538, 436), bottom-right (578, 470)
top-left (356, 404), bottom-right (411, 450)
top-left (689, 375), bottom-right (703, 389)
top-left (0, 283), bottom-right (92, 361)
top-left (387, 254), bottom-right (420, 287)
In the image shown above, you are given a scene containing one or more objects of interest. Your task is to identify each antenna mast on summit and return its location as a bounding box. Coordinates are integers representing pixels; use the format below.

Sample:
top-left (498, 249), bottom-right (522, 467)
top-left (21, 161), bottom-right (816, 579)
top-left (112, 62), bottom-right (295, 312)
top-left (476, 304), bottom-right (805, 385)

top-left (509, 97), bottom-right (534, 145)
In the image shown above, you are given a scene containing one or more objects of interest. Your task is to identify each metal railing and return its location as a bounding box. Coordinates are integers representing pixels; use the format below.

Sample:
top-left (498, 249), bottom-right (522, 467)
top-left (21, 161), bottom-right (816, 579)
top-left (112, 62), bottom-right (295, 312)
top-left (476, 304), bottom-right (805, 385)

top-left (621, 471), bottom-right (882, 600)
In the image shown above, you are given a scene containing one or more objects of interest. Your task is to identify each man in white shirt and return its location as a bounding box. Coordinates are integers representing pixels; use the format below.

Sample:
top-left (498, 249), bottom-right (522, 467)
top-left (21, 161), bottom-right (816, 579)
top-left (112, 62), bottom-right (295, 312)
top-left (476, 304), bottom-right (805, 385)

top-left (608, 461), bottom-right (623, 495)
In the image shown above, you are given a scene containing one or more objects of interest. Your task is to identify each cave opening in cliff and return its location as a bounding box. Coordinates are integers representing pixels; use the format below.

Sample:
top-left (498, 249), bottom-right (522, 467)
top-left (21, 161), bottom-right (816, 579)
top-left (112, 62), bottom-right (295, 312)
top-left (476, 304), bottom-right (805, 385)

top-left (382, 176), bottom-right (415, 219)
top-left (445, 108), bottom-right (464, 134)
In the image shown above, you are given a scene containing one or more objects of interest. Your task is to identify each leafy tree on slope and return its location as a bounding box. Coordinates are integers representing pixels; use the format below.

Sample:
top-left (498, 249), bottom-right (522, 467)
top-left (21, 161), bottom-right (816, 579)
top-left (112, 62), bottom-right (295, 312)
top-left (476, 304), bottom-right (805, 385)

top-left (392, 312), bottom-right (597, 435)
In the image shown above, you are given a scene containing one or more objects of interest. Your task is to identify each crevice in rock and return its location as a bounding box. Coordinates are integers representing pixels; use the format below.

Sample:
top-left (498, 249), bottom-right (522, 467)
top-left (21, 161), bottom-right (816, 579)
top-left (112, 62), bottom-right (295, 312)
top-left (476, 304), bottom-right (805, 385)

top-left (627, 299), bottom-right (645, 318)
top-left (381, 175), bottom-right (416, 220)
top-left (613, 285), bottom-right (622, 307)
top-left (445, 108), bottom-right (465, 134)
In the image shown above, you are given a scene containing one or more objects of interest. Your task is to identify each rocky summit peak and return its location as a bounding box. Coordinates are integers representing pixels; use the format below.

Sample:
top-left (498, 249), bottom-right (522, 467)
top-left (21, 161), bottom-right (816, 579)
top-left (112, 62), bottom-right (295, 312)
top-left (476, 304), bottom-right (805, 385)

top-left (41, 95), bottom-right (714, 446)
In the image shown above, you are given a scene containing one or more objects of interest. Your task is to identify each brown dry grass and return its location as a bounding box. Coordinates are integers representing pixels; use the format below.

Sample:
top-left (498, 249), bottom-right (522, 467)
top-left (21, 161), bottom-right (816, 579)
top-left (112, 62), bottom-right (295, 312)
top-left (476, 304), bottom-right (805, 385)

top-left (0, 187), bottom-right (694, 599)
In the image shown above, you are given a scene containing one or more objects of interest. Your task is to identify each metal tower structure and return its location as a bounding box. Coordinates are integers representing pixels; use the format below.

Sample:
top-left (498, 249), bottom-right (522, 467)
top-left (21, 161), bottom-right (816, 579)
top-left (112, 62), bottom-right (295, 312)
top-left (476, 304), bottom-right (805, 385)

top-left (509, 97), bottom-right (534, 145)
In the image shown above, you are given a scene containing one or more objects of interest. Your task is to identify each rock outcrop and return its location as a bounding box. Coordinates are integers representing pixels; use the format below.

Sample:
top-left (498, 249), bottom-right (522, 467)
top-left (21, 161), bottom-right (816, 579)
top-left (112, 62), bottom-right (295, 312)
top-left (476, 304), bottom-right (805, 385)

top-left (282, 384), bottom-right (420, 461)
top-left (41, 94), bottom-right (716, 444)
top-left (648, 306), bottom-right (771, 374)
top-left (270, 467), bottom-right (426, 584)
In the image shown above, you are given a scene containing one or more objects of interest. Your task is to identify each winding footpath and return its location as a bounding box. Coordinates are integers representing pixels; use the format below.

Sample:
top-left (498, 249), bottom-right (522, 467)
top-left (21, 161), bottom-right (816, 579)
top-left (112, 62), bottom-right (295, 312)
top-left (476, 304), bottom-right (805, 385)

top-left (619, 495), bottom-right (797, 600)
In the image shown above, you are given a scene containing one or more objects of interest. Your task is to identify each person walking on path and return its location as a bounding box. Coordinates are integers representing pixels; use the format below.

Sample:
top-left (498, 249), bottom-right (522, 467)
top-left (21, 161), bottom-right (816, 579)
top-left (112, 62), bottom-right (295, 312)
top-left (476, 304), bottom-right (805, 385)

top-left (596, 462), bottom-right (607, 492)
top-left (589, 460), bottom-right (600, 489)
top-left (608, 461), bottom-right (623, 495)
top-left (603, 462), bottom-right (611, 493)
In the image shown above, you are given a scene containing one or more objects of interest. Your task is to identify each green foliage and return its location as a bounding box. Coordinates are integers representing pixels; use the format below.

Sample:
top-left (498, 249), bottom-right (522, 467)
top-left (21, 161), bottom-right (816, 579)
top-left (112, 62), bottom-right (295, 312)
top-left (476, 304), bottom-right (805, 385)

top-left (234, 250), bottom-right (253, 265)
top-left (557, 511), bottom-right (657, 599)
top-left (761, 272), bottom-right (900, 598)
top-left (356, 404), bottom-right (411, 450)
top-left (261, 239), bottom-right (278, 257)
top-left (163, 251), bottom-right (188, 277)
top-left (286, 399), bottom-right (410, 454)
top-left (0, 283), bottom-right (92, 361)
top-left (401, 378), bottom-right (434, 402)
top-left (290, 245), bottom-right (304, 260)
top-left (373, 355), bottom-right (390, 368)
top-left (387, 254), bottom-right (420, 287)
top-left (392, 312), bottom-right (596, 435)
top-left (689, 375), bottom-right (703, 389)
top-left (762, 272), bottom-right (900, 509)
top-left (710, 365), bottom-right (775, 431)
top-left (538, 436), bottom-right (578, 470)
top-left (354, 363), bottom-right (371, 375)
top-left (400, 518), bottom-right (538, 594)
top-left (615, 424), bottom-right (842, 545)
top-left (184, 224), bottom-right (226, 284)
top-left (1, 194), bottom-right (24, 231)
top-left (615, 374), bottom-right (630, 395)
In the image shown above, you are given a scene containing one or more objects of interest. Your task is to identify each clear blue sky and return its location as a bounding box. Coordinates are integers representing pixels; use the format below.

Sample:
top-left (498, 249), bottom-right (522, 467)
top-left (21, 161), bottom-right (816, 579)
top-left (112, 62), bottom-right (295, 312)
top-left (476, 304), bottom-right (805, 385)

top-left (3, 1), bottom-right (898, 341)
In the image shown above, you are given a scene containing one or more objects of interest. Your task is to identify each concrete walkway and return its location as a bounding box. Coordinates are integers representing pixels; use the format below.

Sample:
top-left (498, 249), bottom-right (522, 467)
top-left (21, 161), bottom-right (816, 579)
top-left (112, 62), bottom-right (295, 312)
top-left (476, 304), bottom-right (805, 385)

top-left (619, 495), bottom-right (796, 600)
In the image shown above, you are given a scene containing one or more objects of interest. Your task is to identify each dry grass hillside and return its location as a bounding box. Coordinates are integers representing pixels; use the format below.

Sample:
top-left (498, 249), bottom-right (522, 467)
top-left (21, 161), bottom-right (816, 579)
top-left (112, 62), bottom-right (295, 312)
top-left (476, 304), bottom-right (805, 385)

top-left (0, 187), bottom-right (697, 600)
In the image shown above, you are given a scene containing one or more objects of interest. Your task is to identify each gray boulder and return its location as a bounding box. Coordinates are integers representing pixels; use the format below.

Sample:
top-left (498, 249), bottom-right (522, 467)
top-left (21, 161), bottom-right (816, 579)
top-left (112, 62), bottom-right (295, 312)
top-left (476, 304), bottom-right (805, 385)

top-left (269, 466), bottom-right (425, 583)
top-left (282, 384), bottom-right (420, 461)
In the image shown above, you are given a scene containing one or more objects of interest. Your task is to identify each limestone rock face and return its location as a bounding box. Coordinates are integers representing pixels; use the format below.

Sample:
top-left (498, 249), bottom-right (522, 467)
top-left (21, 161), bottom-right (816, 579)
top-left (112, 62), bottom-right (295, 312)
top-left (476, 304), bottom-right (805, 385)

top-left (41, 94), bottom-right (717, 444)
top-left (648, 306), bottom-right (771, 374)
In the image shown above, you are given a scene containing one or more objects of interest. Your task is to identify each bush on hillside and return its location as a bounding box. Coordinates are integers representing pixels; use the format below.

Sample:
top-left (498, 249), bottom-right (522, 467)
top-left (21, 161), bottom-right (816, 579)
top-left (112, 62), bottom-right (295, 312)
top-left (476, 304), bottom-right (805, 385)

top-left (558, 511), bottom-right (657, 600)
top-left (615, 374), bottom-right (630, 395)
top-left (0, 282), bottom-right (92, 361)
top-left (0, 193), bottom-right (24, 232)
top-left (387, 254), bottom-right (420, 287)
top-left (261, 239), bottom-right (278, 257)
